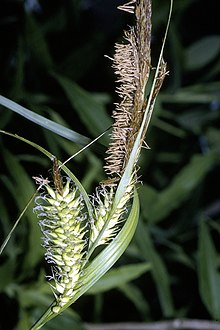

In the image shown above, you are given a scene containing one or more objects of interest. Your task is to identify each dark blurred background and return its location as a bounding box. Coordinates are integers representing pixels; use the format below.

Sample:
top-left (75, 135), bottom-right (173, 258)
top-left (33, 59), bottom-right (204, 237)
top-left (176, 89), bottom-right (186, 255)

top-left (0, 0), bottom-right (220, 329)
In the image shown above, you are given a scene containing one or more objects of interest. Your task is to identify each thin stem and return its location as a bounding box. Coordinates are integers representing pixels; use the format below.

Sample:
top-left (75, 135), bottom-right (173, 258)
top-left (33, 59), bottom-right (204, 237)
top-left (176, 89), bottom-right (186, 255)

top-left (0, 190), bottom-right (38, 255)
top-left (60, 127), bottom-right (110, 168)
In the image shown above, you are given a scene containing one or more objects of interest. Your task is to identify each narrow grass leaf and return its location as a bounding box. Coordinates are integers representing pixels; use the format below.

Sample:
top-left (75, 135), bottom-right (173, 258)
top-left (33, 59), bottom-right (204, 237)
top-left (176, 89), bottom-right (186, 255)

top-left (119, 283), bottom-right (150, 320)
top-left (88, 262), bottom-right (151, 294)
top-left (52, 73), bottom-right (112, 141)
top-left (145, 152), bottom-right (217, 223)
top-left (0, 191), bottom-right (37, 257)
top-left (59, 34), bottom-right (105, 81)
top-left (25, 13), bottom-right (53, 69)
top-left (2, 150), bottom-right (42, 269)
top-left (0, 259), bottom-right (15, 290)
top-left (0, 96), bottom-right (92, 147)
top-left (198, 220), bottom-right (220, 319)
top-left (136, 221), bottom-right (175, 317)
top-left (185, 36), bottom-right (220, 71)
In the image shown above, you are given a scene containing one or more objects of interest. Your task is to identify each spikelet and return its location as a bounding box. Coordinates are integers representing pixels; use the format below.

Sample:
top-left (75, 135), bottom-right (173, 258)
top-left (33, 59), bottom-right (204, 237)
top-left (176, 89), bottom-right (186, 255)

top-left (90, 177), bottom-right (134, 247)
top-left (34, 175), bottom-right (87, 313)
top-left (95, 0), bottom-right (167, 254)
top-left (104, 0), bottom-right (152, 179)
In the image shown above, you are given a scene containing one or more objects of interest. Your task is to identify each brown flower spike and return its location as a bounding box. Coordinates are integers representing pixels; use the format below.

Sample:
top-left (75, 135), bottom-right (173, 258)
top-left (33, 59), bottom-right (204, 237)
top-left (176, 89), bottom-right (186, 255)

top-left (104, 0), bottom-right (167, 181)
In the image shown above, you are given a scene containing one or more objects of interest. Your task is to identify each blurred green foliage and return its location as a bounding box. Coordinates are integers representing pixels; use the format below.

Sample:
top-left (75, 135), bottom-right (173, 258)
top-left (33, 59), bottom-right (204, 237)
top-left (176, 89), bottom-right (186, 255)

top-left (0, 0), bottom-right (220, 329)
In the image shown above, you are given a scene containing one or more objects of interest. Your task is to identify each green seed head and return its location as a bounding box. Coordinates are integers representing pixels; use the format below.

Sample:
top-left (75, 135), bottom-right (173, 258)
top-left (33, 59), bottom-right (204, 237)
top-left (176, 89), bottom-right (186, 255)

top-left (34, 178), bottom-right (87, 310)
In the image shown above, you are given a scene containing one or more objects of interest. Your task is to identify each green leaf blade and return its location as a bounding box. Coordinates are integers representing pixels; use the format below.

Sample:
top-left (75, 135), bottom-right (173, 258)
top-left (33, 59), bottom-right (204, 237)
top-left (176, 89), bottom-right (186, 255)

top-left (145, 152), bottom-right (217, 223)
top-left (88, 262), bottom-right (151, 294)
top-left (136, 222), bottom-right (175, 317)
top-left (185, 36), bottom-right (220, 71)
top-left (0, 95), bottom-right (92, 147)
top-left (198, 221), bottom-right (220, 319)
top-left (52, 73), bottom-right (112, 142)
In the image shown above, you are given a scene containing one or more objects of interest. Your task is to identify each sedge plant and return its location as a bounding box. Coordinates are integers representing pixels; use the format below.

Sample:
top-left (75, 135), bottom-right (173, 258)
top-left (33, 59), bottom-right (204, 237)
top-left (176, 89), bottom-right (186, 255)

top-left (0, 0), bottom-right (173, 328)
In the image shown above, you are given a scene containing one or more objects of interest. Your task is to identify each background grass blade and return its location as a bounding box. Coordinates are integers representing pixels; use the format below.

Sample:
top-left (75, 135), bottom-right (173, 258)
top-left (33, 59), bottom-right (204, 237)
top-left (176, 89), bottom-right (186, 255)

top-left (0, 95), bottom-right (92, 147)
top-left (52, 73), bottom-right (112, 142)
top-left (136, 221), bottom-right (175, 317)
top-left (140, 152), bottom-right (217, 223)
top-left (87, 262), bottom-right (151, 294)
top-left (198, 220), bottom-right (220, 319)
